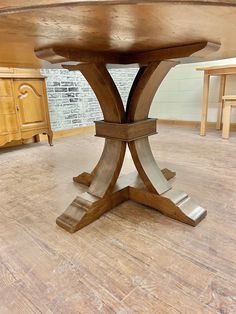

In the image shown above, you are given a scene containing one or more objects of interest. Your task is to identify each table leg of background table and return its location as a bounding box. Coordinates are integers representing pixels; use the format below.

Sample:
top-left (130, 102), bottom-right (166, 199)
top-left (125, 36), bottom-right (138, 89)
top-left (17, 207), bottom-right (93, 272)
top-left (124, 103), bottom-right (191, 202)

top-left (216, 74), bottom-right (226, 130)
top-left (222, 102), bottom-right (231, 139)
top-left (200, 73), bottom-right (210, 136)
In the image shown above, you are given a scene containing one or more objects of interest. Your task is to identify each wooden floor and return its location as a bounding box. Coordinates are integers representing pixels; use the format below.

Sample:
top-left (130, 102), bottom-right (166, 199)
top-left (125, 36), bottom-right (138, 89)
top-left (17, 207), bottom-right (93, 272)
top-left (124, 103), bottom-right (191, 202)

top-left (1, 125), bottom-right (236, 314)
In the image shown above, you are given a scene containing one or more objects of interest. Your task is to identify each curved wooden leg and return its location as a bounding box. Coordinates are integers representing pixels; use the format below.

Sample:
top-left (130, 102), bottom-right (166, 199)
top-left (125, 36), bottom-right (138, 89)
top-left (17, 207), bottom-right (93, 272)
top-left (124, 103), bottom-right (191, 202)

top-left (73, 140), bottom-right (107, 186)
top-left (127, 62), bottom-right (177, 197)
top-left (126, 61), bottom-right (177, 122)
top-left (126, 62), bottom-right (207, 226)
top-left (129, 138), bottom-right (171, 194)
top-left (47, 131), bottom-right (53, 146)
top-left (57, 64), bottom-right (127, 232)
top-left (128, 138), bottom-right (206, 225)
top-left (88, 139), bottom-right (126, 198)
top-left (73, 63), bottom-right (126, 187)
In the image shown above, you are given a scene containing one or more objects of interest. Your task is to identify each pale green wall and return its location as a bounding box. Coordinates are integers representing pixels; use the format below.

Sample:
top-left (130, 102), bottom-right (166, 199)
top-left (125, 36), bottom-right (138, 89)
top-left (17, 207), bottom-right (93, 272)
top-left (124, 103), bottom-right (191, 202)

top-left (150, 58), bottom-right (236, 122)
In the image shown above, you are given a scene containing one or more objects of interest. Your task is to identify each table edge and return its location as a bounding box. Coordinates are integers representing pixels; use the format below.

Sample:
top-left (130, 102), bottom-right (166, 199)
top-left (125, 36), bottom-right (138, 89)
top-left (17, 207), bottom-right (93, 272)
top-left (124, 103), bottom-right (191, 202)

top-left (2, 0), bottom-right (236, 16)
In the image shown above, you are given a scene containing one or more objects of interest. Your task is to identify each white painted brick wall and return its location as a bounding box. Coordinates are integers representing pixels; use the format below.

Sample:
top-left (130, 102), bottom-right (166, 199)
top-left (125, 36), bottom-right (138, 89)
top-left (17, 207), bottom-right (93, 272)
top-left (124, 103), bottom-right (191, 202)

top-left (41, 68), bottom-right (137, 131)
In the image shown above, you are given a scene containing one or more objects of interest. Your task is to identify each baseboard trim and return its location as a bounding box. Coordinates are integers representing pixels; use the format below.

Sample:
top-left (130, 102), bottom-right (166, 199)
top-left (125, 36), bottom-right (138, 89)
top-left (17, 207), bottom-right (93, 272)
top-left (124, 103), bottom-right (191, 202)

top-left (40, 125), bottom-right (95, 141)
top-left (157, 119), bottom-right (236, 131)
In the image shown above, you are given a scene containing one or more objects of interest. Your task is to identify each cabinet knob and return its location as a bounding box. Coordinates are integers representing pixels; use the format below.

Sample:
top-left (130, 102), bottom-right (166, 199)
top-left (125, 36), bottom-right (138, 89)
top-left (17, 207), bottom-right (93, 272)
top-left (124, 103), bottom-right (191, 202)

top-left (16, 105), bottom-right (20, 111)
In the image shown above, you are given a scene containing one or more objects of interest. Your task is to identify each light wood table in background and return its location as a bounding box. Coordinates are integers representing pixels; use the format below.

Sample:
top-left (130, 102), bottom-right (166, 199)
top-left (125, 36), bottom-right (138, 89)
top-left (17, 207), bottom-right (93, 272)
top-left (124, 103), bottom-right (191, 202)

top-left (197, 64), bottom-right (236, 136)
top-left (3, 1), bottom-right (236, 233)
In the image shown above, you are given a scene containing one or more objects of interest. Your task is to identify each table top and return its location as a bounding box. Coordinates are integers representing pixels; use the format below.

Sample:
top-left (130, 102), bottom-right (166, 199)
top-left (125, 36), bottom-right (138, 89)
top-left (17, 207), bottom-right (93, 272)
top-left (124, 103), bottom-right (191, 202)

top-left (1, 1), bottom-right (236, 68)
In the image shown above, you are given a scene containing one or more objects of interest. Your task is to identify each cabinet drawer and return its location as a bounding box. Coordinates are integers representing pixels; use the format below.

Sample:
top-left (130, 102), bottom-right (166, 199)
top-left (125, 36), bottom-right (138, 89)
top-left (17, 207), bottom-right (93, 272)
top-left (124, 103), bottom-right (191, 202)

top-left (0, 79), bottom-right (12, 96)
top-left (0, 97), bottom-right (15, 114)
top-left (0, 114), bottom-right (19, 134)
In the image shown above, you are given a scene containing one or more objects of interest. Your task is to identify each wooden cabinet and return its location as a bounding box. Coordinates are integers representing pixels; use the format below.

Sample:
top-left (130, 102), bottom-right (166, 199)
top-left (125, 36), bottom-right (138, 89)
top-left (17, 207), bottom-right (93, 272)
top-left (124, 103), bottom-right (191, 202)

top-left (0, 68), bottom-right (53, 147)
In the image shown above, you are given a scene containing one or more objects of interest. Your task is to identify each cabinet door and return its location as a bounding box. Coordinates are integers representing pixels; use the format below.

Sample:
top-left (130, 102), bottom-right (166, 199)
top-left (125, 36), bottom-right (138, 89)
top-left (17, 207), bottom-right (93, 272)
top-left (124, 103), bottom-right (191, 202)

top-left (13, 79), bottom-right (49, 131)
top-left (0, 79), bottom-right (21, 146)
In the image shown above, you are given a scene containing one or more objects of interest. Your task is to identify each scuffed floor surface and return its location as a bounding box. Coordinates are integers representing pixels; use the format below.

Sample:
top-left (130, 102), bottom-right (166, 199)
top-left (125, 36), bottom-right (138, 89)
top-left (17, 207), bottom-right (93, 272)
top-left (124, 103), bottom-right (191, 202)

top-left (0, 125), bottom-right (236, 313)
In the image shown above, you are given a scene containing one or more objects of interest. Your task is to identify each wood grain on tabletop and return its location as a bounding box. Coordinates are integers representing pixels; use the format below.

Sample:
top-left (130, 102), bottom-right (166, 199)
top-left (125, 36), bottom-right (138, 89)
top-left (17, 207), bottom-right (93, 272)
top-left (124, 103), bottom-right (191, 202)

top-left (0, 1), bottom-right (236, 67)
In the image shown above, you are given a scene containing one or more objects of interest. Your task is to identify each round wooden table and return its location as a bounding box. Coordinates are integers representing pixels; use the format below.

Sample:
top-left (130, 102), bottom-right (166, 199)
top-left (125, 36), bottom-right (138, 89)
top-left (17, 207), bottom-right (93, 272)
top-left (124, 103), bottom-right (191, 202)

top-left (2, 0), bottom-right (236, 232)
